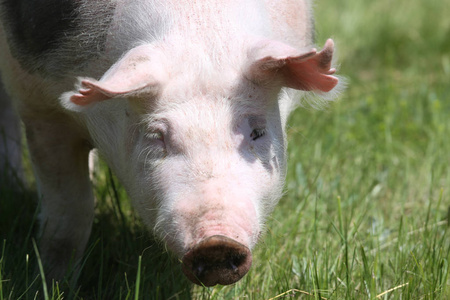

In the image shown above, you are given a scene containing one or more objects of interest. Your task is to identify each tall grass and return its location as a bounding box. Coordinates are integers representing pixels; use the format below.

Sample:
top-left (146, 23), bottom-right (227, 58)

top-left (1, 0), bottom-right (449, 299)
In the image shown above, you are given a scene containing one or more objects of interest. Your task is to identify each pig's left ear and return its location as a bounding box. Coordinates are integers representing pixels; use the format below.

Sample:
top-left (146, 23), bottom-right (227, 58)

top-left (61, 45), bottom-right (164, 111)
top-left (246, 39), bottom-right (338, 92)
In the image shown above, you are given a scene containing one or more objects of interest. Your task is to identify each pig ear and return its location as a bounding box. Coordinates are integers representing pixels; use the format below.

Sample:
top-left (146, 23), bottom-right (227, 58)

top-left (246, 39), bottom-right (338, 92)
top-left (65, 45), bottom-right (164, 108)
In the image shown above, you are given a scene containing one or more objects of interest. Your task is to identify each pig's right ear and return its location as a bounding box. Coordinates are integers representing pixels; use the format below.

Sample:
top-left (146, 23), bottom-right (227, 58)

top-left (61, 45), bottom-right (164, 112)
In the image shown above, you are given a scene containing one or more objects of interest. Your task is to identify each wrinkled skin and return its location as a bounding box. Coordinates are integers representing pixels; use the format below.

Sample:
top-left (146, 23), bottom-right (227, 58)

top-left (0, 0), bottom-right (340, 286)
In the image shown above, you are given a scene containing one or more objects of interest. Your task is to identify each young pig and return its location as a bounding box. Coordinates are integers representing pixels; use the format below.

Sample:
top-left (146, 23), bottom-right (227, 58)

top-left (0, 0), bottom-right (340, 286)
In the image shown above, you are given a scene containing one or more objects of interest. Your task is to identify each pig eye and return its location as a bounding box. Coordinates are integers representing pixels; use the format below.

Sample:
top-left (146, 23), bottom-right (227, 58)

top-left (250, 128), bottom-right (266, 141)
top-left (145, 131), bottom-right (164, 142)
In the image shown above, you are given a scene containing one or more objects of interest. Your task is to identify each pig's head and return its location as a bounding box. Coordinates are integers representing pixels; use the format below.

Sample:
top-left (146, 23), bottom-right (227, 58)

top-left (61, 39), bottom-right (338, 286)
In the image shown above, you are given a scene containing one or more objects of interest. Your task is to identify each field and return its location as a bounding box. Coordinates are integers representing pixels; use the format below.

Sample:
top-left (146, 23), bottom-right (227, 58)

top-left (1, 0), bottom-right (450, 299)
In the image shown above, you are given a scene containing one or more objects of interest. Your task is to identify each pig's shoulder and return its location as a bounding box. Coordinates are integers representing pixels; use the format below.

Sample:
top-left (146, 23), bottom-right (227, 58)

top-left (0, 0), bottom-right (115, 77)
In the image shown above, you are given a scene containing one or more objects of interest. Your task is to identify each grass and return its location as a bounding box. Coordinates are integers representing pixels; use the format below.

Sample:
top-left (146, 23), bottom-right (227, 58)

top-left (1, 0), bottom-right (450, 298)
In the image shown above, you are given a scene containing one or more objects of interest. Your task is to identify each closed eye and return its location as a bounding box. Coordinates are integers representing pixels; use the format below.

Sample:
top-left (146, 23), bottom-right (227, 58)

top-left (145, 131), bottom-right (164, 141)
top-left (143, 131), bottom-right (165, 148)
top-left (250, 128), bottom-right (266, 141)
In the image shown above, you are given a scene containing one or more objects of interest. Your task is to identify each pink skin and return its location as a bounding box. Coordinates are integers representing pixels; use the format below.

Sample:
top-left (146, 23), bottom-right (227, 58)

top-left (166, 175), bottom-right (260, 254)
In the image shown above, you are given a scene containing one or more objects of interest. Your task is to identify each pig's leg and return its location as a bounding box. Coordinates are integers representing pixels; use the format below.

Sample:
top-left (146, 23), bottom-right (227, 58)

top-left (0, 80), bottom-right (23, 189)
top-left (24, 116), bottom-right (94, 280)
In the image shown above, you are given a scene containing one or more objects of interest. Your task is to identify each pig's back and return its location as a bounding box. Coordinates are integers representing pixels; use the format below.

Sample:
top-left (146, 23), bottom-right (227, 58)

top-left (265, 0), bottom-right (314, 48)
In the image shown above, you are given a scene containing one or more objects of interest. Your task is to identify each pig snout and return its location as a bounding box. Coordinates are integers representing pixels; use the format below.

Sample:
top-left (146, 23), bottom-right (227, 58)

top-left (181, 235), bottom-right (252, 287)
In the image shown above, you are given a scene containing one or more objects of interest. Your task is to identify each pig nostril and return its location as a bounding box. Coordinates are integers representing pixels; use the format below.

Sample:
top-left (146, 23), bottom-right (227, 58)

top-left (182, 235), bottom-right (252, 286)
top-left (192, 262), bottom-right (207, 279)
top-left (229, 261), bottom-right (238, 273)
top-left (195, 264), bottom-right (205, 276)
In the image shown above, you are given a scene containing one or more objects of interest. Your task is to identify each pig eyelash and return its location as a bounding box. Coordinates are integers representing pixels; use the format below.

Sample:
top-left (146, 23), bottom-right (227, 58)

top-left (250, 128), bottom-right (266, 141)
top-left (145, 131), bottom-right (164, 142)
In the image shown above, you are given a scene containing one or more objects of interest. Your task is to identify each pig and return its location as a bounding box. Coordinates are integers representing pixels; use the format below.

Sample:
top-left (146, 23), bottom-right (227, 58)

top-left (0, 0), bottom-right (341, 287)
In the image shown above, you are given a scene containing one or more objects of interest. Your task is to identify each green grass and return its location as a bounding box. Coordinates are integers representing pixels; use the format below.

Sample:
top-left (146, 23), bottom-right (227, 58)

top-left (1, 0), bottom-right (450, 298)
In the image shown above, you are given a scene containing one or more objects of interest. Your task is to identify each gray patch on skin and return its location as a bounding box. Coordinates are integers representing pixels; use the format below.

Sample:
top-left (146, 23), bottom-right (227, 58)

top-left (0, 0), bottom-right (116, 78)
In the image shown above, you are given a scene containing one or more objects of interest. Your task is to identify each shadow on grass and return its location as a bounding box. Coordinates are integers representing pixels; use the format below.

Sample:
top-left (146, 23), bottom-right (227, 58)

top-left (77, 207), bottom-right (192, 299)
top-left (0, 180), bottom-right (193, 299)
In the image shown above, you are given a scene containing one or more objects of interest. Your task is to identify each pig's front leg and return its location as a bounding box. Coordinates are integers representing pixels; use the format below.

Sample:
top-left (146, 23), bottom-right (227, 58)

top-left (24, 116), bottom-right (94, 280)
